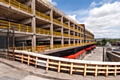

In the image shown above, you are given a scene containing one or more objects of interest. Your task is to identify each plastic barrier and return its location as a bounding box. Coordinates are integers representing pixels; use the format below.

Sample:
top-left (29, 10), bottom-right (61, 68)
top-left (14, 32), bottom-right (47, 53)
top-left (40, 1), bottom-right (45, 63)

top-left (63, 50), bottom-right (85, 59)
top-left (91, 45), bottom-right (96, 49)
top-left (85, 47), bottom-right (91, 51)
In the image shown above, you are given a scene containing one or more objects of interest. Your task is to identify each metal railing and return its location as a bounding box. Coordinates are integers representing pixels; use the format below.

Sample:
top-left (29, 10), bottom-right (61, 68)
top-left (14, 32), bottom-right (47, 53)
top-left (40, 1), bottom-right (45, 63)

top-left (9, 46), bottom-right (33, 51)
top-left (9, 45), bottom-right (51, 52)
top-left (53, 31), bottom-right (62, 36)
top-left (9, 42), bottom-right (96, 52)
top-left (0, 0), bottom-right (32, 13)
top-left (63, 23), bottom-right (69, 28)
top-left (36, 28), bottom-right (50, 35)
top-left (70, 26), bottom-right (75, 31)
top-left (0, 20), bottom-right (32, 33)
top-left (70, 35), bottom-right (75, 38)
top-left (36, 11), bottom-right (50, 21)
top-left (64, 33), bottom-right (69, 37)
top-left (53, 19), bottom-right (62, 25)
top-left (53, 44), bottom-right (62, 49)
top-left (64, 44), bottom-right (69, 47)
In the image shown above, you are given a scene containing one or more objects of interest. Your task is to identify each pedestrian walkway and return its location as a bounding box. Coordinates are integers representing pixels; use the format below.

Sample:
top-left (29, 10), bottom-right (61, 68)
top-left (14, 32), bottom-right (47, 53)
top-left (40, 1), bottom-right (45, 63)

top-left (83, 47), bottom-right (103, 61)
top-left (0, 57), bottom-right (120, 80)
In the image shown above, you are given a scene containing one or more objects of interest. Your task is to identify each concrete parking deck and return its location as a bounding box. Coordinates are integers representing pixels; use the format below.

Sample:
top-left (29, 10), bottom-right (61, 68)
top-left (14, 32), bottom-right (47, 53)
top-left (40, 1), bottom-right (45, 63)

top-left (0, 57), bottom-right (120, 80)
top-left (83, 47), bottom-right (103, 61)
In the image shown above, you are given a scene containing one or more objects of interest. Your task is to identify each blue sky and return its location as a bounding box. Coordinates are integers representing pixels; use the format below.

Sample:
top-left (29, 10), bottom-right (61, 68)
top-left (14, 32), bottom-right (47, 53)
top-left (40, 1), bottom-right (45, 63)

top-left (48, 0), bottom-right (120, 38)
top-left (53, 0), bottom-right (93, 11)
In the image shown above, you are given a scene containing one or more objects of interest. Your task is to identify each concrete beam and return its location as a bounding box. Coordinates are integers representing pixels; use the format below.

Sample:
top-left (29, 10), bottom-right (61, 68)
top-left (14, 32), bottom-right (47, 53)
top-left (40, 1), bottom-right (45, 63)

top-left (64, 39), bottom-right (69, 41)
top-left (54, 38), bottom-right (62, 41)
top-left (57, 17), bottom-right (62, 21)
top-left (24, 0), bottom-right (32, 6)
top-left (40, 24), bottom-right (50, 28)
top-left (54, 28), bottom-right (61, 31)
top-left (44, 11), bottom-right (51, 15)
top-left (64, 21), bottom-right (69, 24)
top-left (37, 38), bottom-right (50, 41)
top-left (16, 36), bottom-right (32, 41)
top-left (20, 18), bottom-right (32, 24)
top-left (64, 30), bottom-right (68, 33)
top-left (0, 17), bottom-right (16, 22)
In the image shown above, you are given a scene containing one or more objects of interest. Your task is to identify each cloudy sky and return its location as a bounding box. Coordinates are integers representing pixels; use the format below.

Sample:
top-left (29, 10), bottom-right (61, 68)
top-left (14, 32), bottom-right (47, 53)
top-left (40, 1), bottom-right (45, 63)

top-left (48, 0), bottom-right (120, 38)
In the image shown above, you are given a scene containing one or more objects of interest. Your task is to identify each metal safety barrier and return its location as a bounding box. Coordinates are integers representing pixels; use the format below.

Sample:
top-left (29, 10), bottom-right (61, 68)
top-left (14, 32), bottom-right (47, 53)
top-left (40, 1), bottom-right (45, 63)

top-left (53, 19), bottom-right (62, 25)
top-left (70, 35), bottom-right (75, 38)
top-left (36, 11), bottom-right (50, 21)
top-left (36, 28), bottom-right (50, 35)
top-left (0, 0), bottom-right (32, 13)
top-left (64, 33), bottom-right (69, 37)
top-left (53, 31), bottom-right (62, 36)
top-left (7, 50), bottom-right (120, 77)
top-left (0, 20), bottom-right (32, 32)
top-left (70, 26), bottom-right (75, 31)
top-left (9, 45), bottom-right (51, 52)
top-left (63, 23), bottom-right (69, 28)
top-left (53, 44), bottom-right (62, 49)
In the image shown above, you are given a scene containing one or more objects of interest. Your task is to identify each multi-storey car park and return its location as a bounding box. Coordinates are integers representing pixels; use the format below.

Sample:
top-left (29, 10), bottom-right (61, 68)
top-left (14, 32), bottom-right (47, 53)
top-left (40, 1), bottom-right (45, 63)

top-left (0, 0), bottom-right (95, 53)
top-left (0, 0), bottom-right (120, 77)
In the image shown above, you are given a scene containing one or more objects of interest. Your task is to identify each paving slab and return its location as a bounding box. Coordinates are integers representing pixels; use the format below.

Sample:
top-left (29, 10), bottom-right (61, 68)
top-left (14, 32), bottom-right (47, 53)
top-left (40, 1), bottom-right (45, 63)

top-left (0, 63), bottom-right (13, 76)
top-left (21, 75), bottom-right (50, 80)
top-left (0, 76), bottom-right (18, 80)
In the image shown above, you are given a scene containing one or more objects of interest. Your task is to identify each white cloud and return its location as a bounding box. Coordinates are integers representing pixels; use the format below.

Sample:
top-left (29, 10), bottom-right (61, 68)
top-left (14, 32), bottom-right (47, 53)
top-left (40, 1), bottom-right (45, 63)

top-left (48, 0), bottom-right (57, 6)
top-left (84, 1), bottom-right (120, 38)
top-left (65, 1), bottom-right (120, 38)
top-left (90, 1), bottom-right (104, 9)
top-left (90, 2), bottom-right (97, 8)
top-left (68, 15), bottom-right (76, 21)
top-left (65, 9), bottom-right (89, 23)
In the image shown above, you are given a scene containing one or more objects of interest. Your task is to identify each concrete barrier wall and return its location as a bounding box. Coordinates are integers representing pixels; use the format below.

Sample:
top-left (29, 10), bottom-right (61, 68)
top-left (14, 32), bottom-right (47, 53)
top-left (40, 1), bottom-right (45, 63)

top-left (7, 50), bottom-right (120, 77)
top-left (107, 51), bottom-right (120, 62)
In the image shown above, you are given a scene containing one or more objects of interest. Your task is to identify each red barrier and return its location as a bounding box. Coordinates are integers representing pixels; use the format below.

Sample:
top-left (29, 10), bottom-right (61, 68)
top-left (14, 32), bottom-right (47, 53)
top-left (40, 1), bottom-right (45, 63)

top-left (63, 45), bottom-right (96, 59)
top-left (91, 45), bottom-right (96, 49)
top-left (91, 46), bottom-right (94, 49)
top-left (85, 47), bottom-right (91, 51)
top-left (63, 50), bottom-right (85, 59)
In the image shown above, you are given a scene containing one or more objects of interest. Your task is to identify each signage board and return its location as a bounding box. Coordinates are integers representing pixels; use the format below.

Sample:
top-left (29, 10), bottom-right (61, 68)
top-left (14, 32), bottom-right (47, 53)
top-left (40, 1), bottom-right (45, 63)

top-left (36, 60), bottom-right (48, 67)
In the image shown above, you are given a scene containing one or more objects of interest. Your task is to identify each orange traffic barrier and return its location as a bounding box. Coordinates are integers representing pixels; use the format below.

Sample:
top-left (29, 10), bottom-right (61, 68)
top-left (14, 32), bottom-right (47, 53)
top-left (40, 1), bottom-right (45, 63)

top-left (63, 50), bottom-right (85, 59)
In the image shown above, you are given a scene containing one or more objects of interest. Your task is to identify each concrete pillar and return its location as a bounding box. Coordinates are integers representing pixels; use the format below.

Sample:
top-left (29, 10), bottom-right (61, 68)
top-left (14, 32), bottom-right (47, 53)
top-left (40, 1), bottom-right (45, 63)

top-left (68, 21), bottom-right (70, 46)
top-left (31, 0), bottom-right (36, 52)
top-left (61, 16), bottom-right (64, 47)
top-left (77, 26), bottom-right (79, 44)
top-left (50, 10), bottom-right (53, 49)
top-left (73, 24), bottom-right (75, 45)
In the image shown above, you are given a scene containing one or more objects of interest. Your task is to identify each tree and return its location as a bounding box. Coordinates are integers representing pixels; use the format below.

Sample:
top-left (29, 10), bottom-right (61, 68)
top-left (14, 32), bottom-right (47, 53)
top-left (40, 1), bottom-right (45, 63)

top-left (97, 41), bottom-right (100, 46)
top-left (102, 39), bottom-right (107, 46)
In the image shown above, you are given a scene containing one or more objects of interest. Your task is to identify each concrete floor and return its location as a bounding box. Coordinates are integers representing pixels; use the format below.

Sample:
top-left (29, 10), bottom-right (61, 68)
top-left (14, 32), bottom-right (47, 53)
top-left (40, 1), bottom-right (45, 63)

top-left (83, 47), bottom-right (103, 61)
